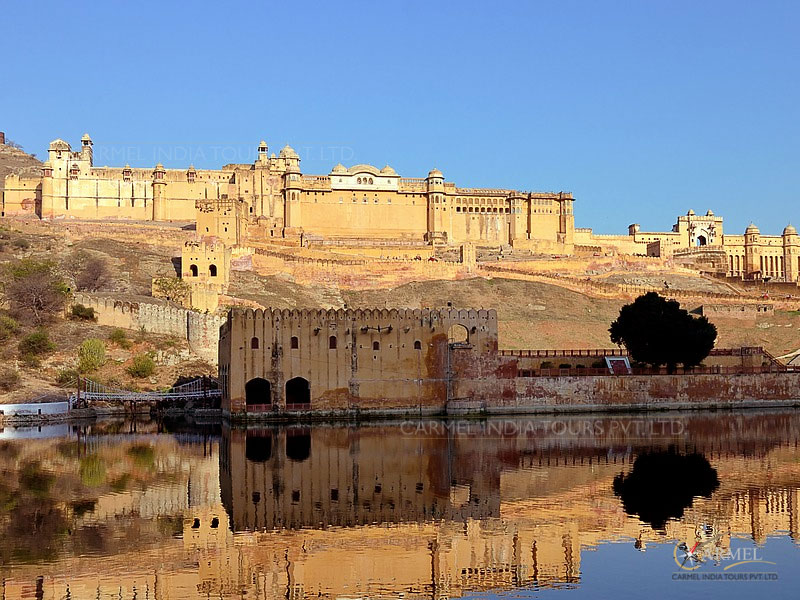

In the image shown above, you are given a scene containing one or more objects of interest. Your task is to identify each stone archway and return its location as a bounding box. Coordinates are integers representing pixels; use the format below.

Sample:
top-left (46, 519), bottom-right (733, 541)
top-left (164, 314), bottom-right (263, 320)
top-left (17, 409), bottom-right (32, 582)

top-left (286, 429), bottom-right (311, 462)
top-left (285, 377), bottom-right (310, 406)
top-left (447, 323), bottom-right (469, 344)
top-left (245, 430), bottom-right (273, 462)
top-left (245, 378), bottom-right (271, 408)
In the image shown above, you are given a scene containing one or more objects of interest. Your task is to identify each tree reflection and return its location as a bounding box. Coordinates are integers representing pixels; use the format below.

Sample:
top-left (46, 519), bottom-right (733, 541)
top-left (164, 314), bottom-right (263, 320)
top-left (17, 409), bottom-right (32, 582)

top-left (613, 450), bottom-right (719, 529)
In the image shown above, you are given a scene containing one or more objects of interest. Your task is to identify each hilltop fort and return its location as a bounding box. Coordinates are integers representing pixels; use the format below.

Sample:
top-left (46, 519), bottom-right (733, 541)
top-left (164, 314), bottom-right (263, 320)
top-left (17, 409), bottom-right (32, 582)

top-left (3, 134), bottom-right (797, 285)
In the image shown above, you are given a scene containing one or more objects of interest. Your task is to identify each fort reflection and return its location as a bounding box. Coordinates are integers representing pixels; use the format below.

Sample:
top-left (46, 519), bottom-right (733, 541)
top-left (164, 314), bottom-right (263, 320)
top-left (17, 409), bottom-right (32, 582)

top-left (1, 412), bottom-right (800, 599)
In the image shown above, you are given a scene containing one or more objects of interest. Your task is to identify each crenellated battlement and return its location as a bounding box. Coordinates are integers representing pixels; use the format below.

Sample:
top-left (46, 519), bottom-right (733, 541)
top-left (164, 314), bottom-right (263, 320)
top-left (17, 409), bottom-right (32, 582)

top-left (218, 305), bottom-right (501, 414)
top-left (230, 306), bottom-right (497, 323)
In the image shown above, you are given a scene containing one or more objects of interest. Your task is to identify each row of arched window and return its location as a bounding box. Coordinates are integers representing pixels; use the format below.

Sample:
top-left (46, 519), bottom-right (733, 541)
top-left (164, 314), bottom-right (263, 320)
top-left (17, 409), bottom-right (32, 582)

top-left (250, 336), bottom-right (423, 351)
top-left (189, 264), bottom-right (217, 277)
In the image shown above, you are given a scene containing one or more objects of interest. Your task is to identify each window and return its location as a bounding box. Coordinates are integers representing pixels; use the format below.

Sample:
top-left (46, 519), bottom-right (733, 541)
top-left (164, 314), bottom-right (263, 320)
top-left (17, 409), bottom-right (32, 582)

top-left (190, 264), bottom-right (198, 277)
top-left (373, 341), bottom-right (380, 351)
top-left (209, 264), bottom-right (217, 277)
top-left (291, 336), bottom-right (299, 349)
top-left (414, 340), bottom-right (422, 350)
top-left (329, 335), bottom-right (337, 349)
top-left (251, 337), bottom-right (259, 349)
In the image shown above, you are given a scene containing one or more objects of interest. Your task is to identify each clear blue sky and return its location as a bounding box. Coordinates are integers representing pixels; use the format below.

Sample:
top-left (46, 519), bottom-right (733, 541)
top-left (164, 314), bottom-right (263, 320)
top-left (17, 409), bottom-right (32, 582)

top-left (2, 0), bottom-right (798, 234)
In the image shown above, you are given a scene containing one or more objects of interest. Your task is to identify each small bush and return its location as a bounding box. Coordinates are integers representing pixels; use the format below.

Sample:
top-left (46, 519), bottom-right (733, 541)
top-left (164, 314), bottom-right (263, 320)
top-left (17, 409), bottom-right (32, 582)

top-left (78, 338), bottom-right (106, 373)
top-left (0, 367), bottom-right (21, 391)
top-left (127, 353), bottom-right (156, 378)
top-left (71, 304), bottom-right (96, 321)
top-left (591, 360), bottom-right (606, 369)
top-left (56, 368), bottom-right (80, 387)
top-left (18, 329), bottom-right (55, 357)
top-left (0, 315), bottom-right (20, 341)
top-left (109, 328), bottom-right (132, 349)
top-left (559, 363), bottom-right (572, 369)
top-left (20, 353), bottom-right (41, 368)
top-left (540, 361), bottom-right (554, 369)
top-left (576, 364), bottom-right (586, 370)
top-left (11, 238), bottom-right (30, 249)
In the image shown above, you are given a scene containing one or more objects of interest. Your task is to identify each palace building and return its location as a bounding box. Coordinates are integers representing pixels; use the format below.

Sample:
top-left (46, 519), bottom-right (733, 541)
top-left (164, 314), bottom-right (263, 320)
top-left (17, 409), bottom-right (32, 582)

top-left (576, 209), bottom-right (800, 283)
top-left (1, 134), bottom-right (576, 252)
top-left (2, 134), bottom-right (797, 283)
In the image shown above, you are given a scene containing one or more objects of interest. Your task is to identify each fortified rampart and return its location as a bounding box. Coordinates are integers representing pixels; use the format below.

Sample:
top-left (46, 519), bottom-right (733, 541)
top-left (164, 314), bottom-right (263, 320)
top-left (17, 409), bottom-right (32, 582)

top-left (219, 306), bottom-right (800, 419)
top-left (219, 307), bottom-right (499, 414)
top-left (72, 292), bottom-right (224, 363)
top-left (699, 304), bottom-right (774, 319)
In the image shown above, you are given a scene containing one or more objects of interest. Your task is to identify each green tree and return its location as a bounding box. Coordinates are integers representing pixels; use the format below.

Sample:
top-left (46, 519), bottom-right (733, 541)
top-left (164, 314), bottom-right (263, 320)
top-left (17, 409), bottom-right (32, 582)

top-left (78, 338), bottom-right (106, 373)
top-left (127, 353), bottom-right (156, 378)
top-left (609, 292), bottom-right (717, 373)
top-left (152, 277), bottom-right (190, 305)
top-left (18, 329), bottom-right (56, 358)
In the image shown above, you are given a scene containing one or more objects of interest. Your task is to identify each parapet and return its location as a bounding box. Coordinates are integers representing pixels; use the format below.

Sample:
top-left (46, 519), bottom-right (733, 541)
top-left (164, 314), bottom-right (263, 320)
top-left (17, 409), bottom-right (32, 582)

top-left (229, 306), bottom-right (498, 324)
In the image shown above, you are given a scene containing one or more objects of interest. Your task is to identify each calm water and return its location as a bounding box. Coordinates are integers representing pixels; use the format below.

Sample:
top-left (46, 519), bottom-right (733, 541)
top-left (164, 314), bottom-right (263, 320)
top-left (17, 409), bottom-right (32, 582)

top-left (1, 411), bottom-right (799, 599)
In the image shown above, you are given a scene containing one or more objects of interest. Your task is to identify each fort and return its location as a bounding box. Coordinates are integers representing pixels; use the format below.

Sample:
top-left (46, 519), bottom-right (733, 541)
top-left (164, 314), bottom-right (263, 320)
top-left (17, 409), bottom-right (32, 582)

top-left (218, 306), bottom-right (799, 419)
top-left (1, 135), bottom-right (575, 252)
top-left (3, 134), bottom-right (798, 286)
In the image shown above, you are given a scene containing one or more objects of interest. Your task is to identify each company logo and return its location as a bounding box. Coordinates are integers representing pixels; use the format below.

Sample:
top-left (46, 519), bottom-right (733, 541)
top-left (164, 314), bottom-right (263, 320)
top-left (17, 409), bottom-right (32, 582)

top-left (672, 526), bottom-right (777, 581)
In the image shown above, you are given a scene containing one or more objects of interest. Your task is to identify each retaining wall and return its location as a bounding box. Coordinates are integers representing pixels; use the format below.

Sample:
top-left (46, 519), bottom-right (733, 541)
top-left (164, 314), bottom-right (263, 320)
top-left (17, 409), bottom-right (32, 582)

top-left (72, 293), bottom-right (224, 363)
top-left (499, 372), bottom-right (800, 413)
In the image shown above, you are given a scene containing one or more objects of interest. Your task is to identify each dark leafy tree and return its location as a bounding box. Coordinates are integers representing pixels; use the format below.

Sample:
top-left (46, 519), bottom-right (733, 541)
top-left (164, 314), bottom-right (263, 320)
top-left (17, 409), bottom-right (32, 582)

top-left (613, 450), bottom-right (719, 530)
top-left (609, 292), bottom-right (717, 372)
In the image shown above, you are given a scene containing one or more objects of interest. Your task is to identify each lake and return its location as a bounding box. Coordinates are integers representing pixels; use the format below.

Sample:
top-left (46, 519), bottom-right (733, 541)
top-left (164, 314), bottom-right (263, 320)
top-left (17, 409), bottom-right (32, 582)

top-left (0, 410), bottom-right (799, 599)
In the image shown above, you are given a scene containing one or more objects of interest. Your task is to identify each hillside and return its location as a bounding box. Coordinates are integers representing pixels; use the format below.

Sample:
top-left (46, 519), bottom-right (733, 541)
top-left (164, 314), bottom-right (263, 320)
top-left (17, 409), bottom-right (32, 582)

top-left (2, 220), bottom-right (799, 403)
top-left (0, 140), bottom-right (42, 192)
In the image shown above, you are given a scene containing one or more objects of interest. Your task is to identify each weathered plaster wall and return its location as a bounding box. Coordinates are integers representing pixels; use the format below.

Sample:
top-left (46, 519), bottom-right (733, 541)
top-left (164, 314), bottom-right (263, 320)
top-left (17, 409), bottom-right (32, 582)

top-left (501, 372), bottom-right (800, 413)
top-left (219, 307), bottom-right (499, 414)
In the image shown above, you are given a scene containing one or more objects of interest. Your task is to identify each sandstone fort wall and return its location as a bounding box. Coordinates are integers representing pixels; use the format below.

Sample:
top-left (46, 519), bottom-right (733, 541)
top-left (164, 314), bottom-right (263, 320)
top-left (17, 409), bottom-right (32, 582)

top-left (72, 292), bottom-right (224, 363)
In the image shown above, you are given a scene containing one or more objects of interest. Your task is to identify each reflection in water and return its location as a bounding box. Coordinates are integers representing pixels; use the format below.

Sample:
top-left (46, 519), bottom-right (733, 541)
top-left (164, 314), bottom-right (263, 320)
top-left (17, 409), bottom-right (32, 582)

top-left (0, 412), bottom-right (799, 599)
top-left (613, 450), bottom-right (720, 529)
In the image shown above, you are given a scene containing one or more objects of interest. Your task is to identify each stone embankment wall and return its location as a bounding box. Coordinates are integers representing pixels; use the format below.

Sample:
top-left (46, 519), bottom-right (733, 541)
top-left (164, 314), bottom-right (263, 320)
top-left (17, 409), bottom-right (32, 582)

top-left (487, 372), bottom-right (800, 414)
top-left (699, 304), bottom-right (774, 319)
top-left (72, 293), bottom-right (223, 363)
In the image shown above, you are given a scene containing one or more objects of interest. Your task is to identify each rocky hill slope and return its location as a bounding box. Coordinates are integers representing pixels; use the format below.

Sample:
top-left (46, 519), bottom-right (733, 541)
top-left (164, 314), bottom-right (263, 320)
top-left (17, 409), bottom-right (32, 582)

top-left (0, 139), bottom-right (43, 192)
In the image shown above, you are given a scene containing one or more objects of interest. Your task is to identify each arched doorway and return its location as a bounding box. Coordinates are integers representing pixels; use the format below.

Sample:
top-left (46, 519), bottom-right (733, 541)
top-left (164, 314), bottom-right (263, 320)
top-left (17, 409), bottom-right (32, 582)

top-left (245, 378), bottom-right (271, 409)
top-left (285, 377), bottom-right (310, 406)
top-left (447, 324), bottom-right (469, 345)
top-left (245, 430), bottom-right (272, 462)
top-left (696, 235), bottom-right (707, 247)
top-left (286, 429), bottom-right (311, 462)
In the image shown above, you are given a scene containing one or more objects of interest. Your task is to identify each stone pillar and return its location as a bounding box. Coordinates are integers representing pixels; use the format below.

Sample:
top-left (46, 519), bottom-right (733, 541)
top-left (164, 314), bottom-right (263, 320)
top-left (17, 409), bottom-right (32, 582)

top-left (152, 163), bottom-right (167, 221)
top-left (426, 169), bottom-right (447, 245)
top-left (744, 224), bottom-right (761, 278)
top-left (283, 165), bottom-right (302, 236)
top-left (783, 226), bottom-right (799, 283)
top-left (460, 242), bottom-right (476, 272)
top-left (40, 162), bottom-right (54, 219)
